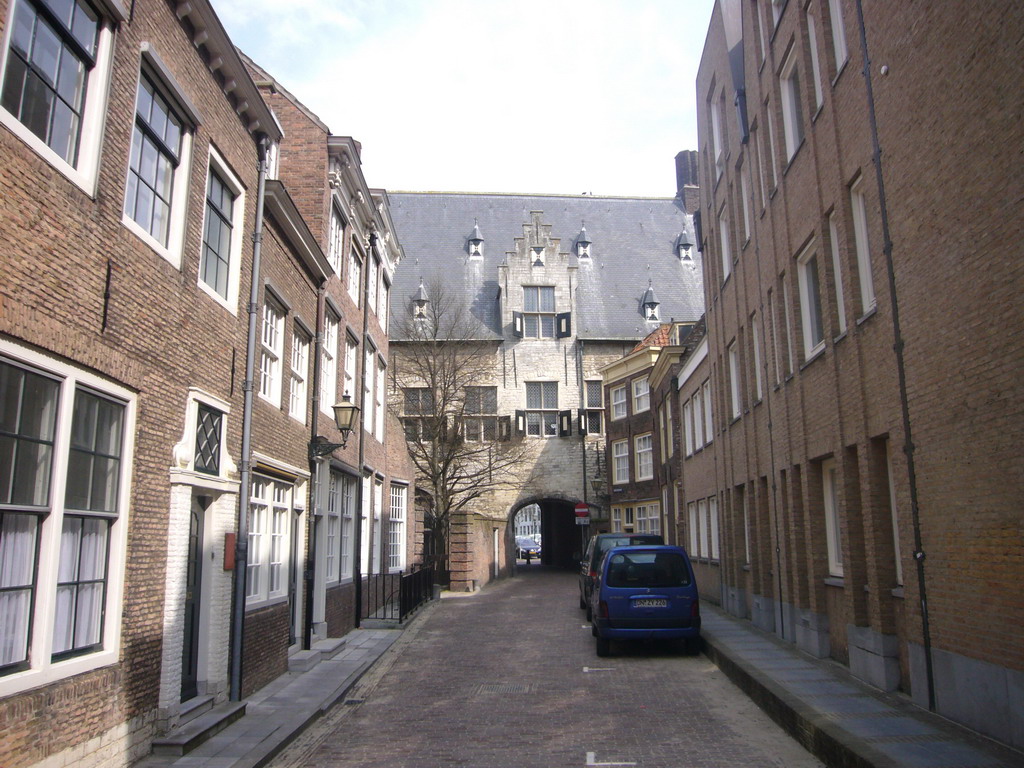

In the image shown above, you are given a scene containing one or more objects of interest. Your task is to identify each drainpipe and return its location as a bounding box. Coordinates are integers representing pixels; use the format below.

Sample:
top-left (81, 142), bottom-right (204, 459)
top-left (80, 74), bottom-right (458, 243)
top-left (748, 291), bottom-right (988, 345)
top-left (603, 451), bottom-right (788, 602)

top-left (304, 283), bottom-right (326, 650)
top-left (854, 0), bottom-right (934, 711)
top-left (352, 230), bottom-right (376, 628)
top-left (230, 135), bottom-right (269, 702)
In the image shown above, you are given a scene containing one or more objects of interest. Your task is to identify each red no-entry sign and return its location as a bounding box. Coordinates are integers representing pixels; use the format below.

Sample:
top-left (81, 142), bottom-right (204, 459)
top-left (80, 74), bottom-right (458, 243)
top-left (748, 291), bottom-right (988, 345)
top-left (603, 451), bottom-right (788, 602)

top-left (574, 502), bottom-right (589, 517)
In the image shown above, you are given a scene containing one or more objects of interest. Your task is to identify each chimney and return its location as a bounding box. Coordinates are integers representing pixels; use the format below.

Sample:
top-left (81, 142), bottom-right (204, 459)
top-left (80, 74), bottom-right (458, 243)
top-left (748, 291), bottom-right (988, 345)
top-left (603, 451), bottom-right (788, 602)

top-left (675, 150), bottom-right (699, 194)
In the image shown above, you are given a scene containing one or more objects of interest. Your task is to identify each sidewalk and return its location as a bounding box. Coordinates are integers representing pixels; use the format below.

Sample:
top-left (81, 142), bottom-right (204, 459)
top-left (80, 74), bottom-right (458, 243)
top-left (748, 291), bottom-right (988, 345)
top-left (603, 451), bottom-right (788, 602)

top-left (701, 606), bottom-right (1023, 768)
top-left (134, 607), bottom-right (434, 768)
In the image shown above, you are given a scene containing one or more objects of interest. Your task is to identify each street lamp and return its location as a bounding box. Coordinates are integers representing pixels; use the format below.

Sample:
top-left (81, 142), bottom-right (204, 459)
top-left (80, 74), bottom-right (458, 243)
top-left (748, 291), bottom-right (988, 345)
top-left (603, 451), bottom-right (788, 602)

top-left (590, 477), bottom-right (603, 494)
top-left (309, 394), bottom-right (359, 459)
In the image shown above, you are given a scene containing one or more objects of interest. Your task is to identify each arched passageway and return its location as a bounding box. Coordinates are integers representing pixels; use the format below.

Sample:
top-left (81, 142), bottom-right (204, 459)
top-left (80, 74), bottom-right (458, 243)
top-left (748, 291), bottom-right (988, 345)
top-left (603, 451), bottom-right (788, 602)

top-left (510, 499), bottom-right (584, 569)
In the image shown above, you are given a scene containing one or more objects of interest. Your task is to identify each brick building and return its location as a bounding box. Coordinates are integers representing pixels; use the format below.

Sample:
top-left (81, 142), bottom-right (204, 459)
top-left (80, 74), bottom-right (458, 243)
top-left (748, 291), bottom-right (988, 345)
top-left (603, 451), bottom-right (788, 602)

top-left (691, 0), bottom-right (1023, 749)
top-left (387, 192), bottom-right (703, 591)
top-left (0, 1), bottom-right (416, 765)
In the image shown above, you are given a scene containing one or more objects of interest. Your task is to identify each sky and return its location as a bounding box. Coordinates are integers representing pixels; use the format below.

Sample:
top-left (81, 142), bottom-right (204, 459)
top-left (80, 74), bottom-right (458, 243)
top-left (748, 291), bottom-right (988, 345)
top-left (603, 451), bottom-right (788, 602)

top-left (215, 0), bottom-right (716, 198)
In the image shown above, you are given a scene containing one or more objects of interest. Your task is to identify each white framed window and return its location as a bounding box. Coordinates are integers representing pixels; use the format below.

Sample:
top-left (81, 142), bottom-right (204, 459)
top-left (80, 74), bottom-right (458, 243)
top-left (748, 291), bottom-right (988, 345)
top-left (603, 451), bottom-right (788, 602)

top-left (780, 48), bottom-right (805, 161)
top-left (752, 313), bottom-right (764, 401)
top-left (755, 0), bottom-right (768, 64)
top-left (632, 377), bottom-right (650, 414)
top-left (368, 256), bottom-right (380, 316)
top-left (360, 476), bottom-right (370, 576)
top-left (693, 385), bottom-right (705, 448)
top-left (348, 247), bottom-right (362, 306)
top-left (710, 90), bottom-right (724, 180)
top-left (325, 471), bottom-right (340, 583)
top-left (885, 440), bottom-right (903, 586)
top-left (828, 213), bottom-right (848, 335)
top-left (340, 472), bottom-right (356, 580)
top-left (740, 167), bottom-right (752, 243)
top-left (1, 0), bottom-right (119, 195)
top-left (683, 398), bottom-right (693, 456)
top-left (807, 12), bottom-right (824, 110)
top-left (755, 127), bottom-right (768, 209)
top-left (389, 484), bottom-right (407, 572)
top-left (741, 486), bottom-right (751, 564)
top-left (797, 245), bottom-right (825, 357)
top-left (665, 397), bottom-right (674, 457)
top-left (636, 502), bottom-right (660, 535)
top-left (850, 178), bottom-right (876, 314)
top-left (782, 276), bottom-right (795, 376)
top-left (709, 495), bottom-right (720, 561)
top-left (247, 477), bottom-right (292, 604)
top-left (199, 148), bottom-right (245, 312)
top-left (0, 343), bottom-right (135, 696)
top-left (610, 385), bottom-right (627, 420)
top-left (719, 207), bottom-right (732, 282)
top-left (380, 280), bottom-right (390, 334)
top-left (658, 407), bottom-right (667, 464)
top-left (375, 357), bottom-right (385, 441)
top-left (122, 58), bottom-right (195, 266)
top-left (766, 100), bottom-right (779, 187)
top-left (320, 313), bottom-right (338, 417)
top-left (703, 379), bottom-right (713, 443)
top-left (822, 458), bottom-right (843, 577)
top-left (363, 345), bottom-right (375, 433)
top-left (698, 499), bottom-right (709, 559)
top-left (328, 203), bottom-right (345, 275)
top-left (525, 381), bottom-right (558, 437)
top-left (522, 286), bottom-right (556, 338)
top-left (343, 334), bottom-right (357, 399)
top-left (687, 502), bottom-right (698, 554)
top-left (827, 0), bottom-right (849, 71)
top-left (612, 439), bottom-right (629, 485)
top-left (289, 330), bottom-right (309, 423)
top-left (371, 478), bottom-right (383, 574)
top-left (259, 298), bottom-right (284, 407)
top-left (635, 434), bottom-right (653, 480)
top-left (464, 386), bottom-right (498, 442)
top-left (402, 387), bottom-right (434, 441)
top-left (728, 341), bottom-right (742, 419)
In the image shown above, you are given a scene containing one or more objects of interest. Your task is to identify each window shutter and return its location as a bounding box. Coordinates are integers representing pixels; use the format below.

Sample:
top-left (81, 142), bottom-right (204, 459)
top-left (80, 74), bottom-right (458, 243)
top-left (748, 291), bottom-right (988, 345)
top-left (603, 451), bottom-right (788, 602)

top-left (515, 410), bottom-right (526, 436)
top-left (559, 410), bottom-right (572, 437)
top-left (556, 312), bottom-right (571, 338)
top-left (498, 415), bottom-right (512, 441)
top-left (577, 408), bottom-right (588, 435)
top-left (512, 311), bottom-right (524, 338)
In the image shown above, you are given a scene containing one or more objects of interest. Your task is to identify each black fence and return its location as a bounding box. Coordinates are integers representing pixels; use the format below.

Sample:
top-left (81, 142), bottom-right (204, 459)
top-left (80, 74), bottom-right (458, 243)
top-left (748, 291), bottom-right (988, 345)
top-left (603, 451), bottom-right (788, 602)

top-left (362, 565), bottom-right (434, 623)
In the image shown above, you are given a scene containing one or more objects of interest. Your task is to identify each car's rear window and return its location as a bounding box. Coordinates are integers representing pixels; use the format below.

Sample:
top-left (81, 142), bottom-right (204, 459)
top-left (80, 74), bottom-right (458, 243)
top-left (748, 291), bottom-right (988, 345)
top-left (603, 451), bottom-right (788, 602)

top-left (596, 536), bottom-right (661, 557)
top-left (605, 552), bottom-right (691, 588)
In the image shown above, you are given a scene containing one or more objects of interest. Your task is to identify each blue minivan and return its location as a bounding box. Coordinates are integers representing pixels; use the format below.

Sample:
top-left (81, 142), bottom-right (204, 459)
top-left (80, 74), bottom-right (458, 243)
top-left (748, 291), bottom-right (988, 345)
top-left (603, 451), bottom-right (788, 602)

top-left (590, 545), bottom-right (701, 657)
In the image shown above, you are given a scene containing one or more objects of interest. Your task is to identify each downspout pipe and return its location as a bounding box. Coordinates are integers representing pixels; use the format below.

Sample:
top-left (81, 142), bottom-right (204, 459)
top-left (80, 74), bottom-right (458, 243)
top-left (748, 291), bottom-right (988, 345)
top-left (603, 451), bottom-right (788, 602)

top-left (854, 0), bottom-right (934, 711)
top-left (230, 135), bottom-right (269, 702)
top-left (304, 282), bottom-right (326, 651)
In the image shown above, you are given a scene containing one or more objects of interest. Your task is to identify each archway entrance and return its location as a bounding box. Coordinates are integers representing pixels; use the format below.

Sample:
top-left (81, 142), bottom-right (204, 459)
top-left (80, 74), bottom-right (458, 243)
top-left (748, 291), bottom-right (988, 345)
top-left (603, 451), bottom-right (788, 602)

top-left (510, 499), bottom-right (582, 569)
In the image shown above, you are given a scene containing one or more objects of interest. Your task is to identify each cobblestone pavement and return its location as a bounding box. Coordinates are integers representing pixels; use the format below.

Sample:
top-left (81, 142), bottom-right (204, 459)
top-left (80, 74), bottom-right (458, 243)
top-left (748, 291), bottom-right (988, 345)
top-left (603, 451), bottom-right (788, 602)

top-left (270, 567), bottom-right (824, 768)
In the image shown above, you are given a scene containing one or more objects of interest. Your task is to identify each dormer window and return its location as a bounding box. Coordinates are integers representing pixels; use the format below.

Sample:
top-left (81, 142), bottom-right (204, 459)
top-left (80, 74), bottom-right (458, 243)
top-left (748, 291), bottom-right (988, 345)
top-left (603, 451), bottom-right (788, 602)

top-left (642, 283), bottom-right (660, 321)
top-left (468, 222), bottom-right (484, 258)
top-left (413, 280), bottom-right (429, 319)
top-left (576, 225), bottom-right (592, 259)
top-left (677, 231), bottom-right (694, 261)
top-left (531, 247), bottom-right (545, 267)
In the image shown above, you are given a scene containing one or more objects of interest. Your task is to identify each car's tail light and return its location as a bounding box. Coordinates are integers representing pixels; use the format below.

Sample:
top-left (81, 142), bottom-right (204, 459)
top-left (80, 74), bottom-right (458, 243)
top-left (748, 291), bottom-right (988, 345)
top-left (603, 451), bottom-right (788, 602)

top-left (598, 601), bottom-right (609, 619)
top-left (589, 569), bottom-right (598, 581)
top-left (691, 600), bottom-right (700, 619)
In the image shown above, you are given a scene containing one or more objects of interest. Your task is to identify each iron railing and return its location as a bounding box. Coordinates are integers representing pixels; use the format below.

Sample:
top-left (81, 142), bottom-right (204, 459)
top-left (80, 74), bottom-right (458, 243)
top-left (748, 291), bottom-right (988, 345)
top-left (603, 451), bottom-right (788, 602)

top-left (362, 565), bottom-right (434, 623)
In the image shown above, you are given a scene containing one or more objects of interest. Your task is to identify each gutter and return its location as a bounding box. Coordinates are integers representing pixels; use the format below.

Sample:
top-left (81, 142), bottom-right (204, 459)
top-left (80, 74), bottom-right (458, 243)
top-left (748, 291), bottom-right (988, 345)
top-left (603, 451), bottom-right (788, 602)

top-left (230, 135), bottom-right (269, 702)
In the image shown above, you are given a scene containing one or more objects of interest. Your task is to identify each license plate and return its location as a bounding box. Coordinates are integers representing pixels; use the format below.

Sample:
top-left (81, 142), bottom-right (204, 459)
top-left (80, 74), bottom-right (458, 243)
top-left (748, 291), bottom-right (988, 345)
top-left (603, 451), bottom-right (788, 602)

top-left (633, 598), bottom-right (667, 608)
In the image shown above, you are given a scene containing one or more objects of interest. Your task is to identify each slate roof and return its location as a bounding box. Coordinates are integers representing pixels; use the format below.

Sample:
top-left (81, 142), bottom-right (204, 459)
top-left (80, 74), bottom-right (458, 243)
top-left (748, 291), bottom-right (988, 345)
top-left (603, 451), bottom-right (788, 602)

top-left (388, 192), bottom-right (704, 342)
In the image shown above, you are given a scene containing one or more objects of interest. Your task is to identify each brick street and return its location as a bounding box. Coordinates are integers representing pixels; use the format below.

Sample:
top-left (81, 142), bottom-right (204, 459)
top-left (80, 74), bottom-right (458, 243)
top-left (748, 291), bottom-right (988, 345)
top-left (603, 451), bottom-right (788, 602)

top-left (270, 568), bottom-right (824, 768)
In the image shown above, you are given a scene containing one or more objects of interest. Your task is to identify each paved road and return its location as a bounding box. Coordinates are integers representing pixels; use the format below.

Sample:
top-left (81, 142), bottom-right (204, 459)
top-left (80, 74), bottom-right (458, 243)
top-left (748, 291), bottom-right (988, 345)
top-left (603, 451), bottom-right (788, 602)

top-left (270, 567), bottom-right (824, 768)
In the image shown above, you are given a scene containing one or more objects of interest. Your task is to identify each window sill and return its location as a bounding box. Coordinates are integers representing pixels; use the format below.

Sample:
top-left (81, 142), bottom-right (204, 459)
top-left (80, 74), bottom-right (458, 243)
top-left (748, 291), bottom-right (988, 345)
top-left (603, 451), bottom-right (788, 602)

top-left (856, 305), bottom-right (878, 326)
top-left (812, 103), bottom-right (825, 123)
top-left (799, 344), bottom-right (826, 371)
top-left (729, 415), bottom-right (742, 426)
top-left (742, 563), bottom-right (752, 572)
top-left (891, 587), bottom-right (905, 599)
top-left (831, 59), bottom-right (850, 89)
top-left (833, 330), bottom-right (848, 345)
top-left (782, 139), bottom-right (806, 175)
top-left (824, 577), bottom-right (845, 588)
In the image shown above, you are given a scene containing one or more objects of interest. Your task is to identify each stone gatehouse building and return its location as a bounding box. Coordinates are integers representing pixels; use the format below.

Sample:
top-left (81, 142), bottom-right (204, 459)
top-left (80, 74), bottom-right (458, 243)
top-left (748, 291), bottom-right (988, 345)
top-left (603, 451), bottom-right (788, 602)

top-left (387, 190), bottom-right (703, 591)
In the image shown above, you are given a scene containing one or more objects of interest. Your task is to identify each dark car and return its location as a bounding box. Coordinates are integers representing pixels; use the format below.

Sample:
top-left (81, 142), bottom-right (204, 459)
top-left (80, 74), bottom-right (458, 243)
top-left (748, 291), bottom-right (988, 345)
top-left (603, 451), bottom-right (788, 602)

top-left (590, 544), bottom-right (700, 657)
top-left (516, 536), bottom-right (541, 560)
top-left (578, 532), bottom-right (663, 620)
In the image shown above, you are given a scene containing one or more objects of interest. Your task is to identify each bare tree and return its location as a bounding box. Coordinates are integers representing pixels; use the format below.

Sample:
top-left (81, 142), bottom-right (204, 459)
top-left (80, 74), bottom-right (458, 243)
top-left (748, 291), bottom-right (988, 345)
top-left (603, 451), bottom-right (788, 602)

top-left (390, 278), bottom-right (530, 580)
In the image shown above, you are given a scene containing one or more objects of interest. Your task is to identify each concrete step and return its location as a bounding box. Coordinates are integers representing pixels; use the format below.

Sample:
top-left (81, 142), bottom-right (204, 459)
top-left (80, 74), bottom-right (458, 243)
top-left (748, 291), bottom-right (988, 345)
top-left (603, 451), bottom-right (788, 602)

top-left (311, 636), bottom-right (347, 659)
top-left (151, 701), bottom-right (246, 756)
top-left (287, 649), bottom-right (321, 673)
top-left (178, 693), bottom-right (215, 726)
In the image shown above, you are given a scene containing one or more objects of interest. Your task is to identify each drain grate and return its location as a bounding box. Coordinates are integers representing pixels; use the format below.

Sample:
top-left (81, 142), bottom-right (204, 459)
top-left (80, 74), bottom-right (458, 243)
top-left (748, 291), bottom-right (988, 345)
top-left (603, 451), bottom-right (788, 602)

top-left (475, 683), bottom-right (534, 695)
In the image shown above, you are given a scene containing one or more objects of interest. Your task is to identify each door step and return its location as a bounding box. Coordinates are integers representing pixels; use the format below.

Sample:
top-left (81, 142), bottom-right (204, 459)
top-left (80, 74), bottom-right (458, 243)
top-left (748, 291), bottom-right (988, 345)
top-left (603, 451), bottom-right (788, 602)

top-left (178, 693), bottom-right (215, 725)
top-left (151, 701), bottom-right (246, 756)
